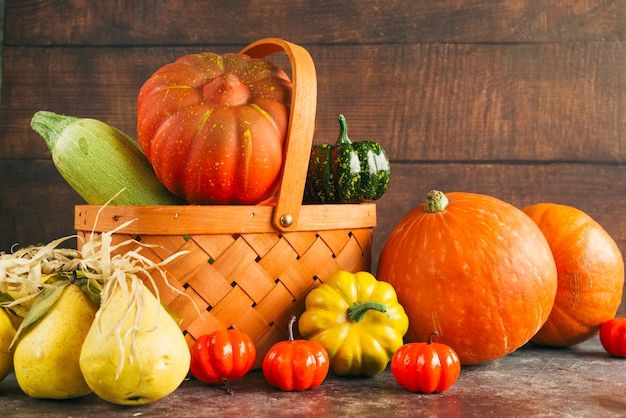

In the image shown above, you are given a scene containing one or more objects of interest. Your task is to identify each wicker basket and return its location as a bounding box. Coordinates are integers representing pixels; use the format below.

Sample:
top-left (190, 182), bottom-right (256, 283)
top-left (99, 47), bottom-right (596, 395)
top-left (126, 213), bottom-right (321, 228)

top-left (74, 38), bottom-right (376, 368)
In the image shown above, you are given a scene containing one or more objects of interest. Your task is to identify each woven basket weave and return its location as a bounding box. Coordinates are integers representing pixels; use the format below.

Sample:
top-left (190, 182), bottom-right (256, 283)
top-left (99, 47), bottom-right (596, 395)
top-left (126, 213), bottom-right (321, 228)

top-left (74, 38), bottom-right (376, 368)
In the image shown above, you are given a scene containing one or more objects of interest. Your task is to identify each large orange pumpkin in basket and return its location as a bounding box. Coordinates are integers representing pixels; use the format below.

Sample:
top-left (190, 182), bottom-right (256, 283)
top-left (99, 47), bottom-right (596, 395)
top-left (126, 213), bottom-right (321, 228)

top-left (523, 203), bottom-right (624, 347)
top-left (377, 190), bottom-right (558, 365)
top-left (137, 52), bottom-right (292, 204)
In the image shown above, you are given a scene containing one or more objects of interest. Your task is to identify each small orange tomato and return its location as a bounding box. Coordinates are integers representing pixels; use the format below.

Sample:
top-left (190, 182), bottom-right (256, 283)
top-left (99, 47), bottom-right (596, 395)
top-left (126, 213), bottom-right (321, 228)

top-left (599, 318), bottom-right (626, 358)
top-left (263, 316), bottom-right (330, 391)
top-left (391, 332), bottom-right (461, 393)
top-left (190, 329), bottom-right (256, 393)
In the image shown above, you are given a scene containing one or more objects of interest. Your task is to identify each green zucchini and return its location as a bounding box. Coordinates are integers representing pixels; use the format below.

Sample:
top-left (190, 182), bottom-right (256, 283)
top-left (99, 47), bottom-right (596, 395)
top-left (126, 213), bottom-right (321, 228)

top-left (31, 111), bottom-right (183, 205)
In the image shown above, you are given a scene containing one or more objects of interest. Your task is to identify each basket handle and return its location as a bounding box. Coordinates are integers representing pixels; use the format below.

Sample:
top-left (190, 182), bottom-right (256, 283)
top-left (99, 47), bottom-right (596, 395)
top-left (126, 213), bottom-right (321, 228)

top-left (240, 38), bottom-right (317, 232)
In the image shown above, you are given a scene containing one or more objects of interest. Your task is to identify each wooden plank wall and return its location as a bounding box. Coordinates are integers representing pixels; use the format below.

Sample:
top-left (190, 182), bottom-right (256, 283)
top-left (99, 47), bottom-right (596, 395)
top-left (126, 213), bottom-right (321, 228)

top-left (2, 1), bottom-right (625, 310)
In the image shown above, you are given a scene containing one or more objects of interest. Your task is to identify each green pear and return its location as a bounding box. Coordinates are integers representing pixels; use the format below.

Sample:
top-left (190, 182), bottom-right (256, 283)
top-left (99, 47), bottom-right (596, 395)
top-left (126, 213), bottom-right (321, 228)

top-left (13, 283), bottom-right (97, 399)
top-left (0, 308), bottom-right (16, 382)
top-left (79, 278), bottom-right (190, 405)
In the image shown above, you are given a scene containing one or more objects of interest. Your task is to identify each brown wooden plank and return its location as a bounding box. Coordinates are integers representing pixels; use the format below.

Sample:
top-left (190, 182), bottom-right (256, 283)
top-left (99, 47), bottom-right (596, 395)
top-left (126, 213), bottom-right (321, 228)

top-left (2, 42), bottom-right (625, 161)
top-left (316, 42), bottom-right (626, 163)
top-left (3, 160), bottom-right (625, 275)
top-left (5, 0), bottom-right (625, 46)
top-left (0, 159), bottom-right (81, 251)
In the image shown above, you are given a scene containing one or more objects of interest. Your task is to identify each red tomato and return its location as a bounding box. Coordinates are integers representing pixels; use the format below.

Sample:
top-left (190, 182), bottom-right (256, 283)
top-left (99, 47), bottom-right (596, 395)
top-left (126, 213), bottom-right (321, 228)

top-left (391, 332), bottom-right (461, 393)
top-left (262, 316), bottom-right (330, 391)
top-left (190, 329), bottom-right (256, 390)
top-left (600, 318), bottom-right (626, 357)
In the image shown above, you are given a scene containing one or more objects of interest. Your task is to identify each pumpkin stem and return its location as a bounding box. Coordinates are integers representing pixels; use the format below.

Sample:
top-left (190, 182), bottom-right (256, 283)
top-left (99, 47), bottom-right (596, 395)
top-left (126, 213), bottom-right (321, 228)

top-left (348, 301), bottom-right (390, 323)
top-left (427, 331), bottom-right (440, 344)
top-left (287, 314), bottom-right (296, 343)
top-left (424, 190), bottom-right (449, 213)
top-left (203, 73), bottom-right (250, 107)
top-left (336, 114), bottom-right (353, 145)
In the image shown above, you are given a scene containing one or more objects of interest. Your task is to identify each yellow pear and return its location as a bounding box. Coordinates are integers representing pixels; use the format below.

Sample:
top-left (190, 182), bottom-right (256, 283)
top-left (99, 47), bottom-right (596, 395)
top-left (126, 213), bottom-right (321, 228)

top-left (0, 308), bottom-right (16, 382)
top-left (79, 278), bottom-right (190, 405)
top-left (13, 283), bottom-right (97, 399)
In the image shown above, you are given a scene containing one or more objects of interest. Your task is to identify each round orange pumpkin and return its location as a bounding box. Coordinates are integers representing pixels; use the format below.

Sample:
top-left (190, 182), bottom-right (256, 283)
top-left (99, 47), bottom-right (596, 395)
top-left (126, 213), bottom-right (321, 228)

top-left (137, 52), bottom-right (292, 204)
top-left (377, 190), bottom-right (558, 365)
top-left (523, 203), bottom-right (624, 347)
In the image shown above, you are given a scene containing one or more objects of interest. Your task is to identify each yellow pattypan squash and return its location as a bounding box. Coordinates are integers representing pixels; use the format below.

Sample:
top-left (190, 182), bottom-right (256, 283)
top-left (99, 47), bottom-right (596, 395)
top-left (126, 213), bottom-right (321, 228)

top-left (298, 270), bottom-right (409, 377)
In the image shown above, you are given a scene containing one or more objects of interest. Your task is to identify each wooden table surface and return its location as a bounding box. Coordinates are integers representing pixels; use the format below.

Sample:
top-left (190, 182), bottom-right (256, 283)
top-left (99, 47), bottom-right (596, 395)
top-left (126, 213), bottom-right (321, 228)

top-left (2, 337), bottom-right (625, 417)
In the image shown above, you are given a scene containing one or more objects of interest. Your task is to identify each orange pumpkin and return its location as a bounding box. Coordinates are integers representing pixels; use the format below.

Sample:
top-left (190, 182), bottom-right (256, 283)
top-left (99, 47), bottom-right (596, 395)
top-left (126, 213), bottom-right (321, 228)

top-left (523, 203), bottom-right (624, 347)
top-left (377, 190), bottom-right (558, 365)
top-left (137, 52), bottom-right (292, 204)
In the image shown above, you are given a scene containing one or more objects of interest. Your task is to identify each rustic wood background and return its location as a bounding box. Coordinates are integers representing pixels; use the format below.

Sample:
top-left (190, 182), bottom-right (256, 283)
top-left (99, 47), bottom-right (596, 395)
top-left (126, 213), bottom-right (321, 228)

top-left (1, 1), bottom-right (625, 310)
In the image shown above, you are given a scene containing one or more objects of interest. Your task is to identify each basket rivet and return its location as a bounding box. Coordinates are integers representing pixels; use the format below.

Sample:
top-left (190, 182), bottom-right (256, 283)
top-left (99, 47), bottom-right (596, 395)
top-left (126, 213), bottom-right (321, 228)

top-left (279, 213), bottom-right (293, 227)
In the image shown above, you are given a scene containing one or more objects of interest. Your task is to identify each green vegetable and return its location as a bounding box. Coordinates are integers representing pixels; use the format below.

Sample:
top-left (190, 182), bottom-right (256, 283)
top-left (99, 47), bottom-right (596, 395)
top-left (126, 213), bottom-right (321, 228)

top-left (31, 111), bottom-right (183, 205)
top-left (304, 114), bottom-right (390, 203)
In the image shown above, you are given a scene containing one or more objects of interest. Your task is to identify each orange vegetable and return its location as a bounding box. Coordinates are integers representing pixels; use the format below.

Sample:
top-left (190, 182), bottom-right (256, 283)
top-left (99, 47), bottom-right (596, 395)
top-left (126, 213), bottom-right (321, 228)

top-left (391, 332), bottom-right (461, 393)
top-left (137, 52), bottom-right (292, 204)
top-left (524, 203), bottom-right (624, 347)
top-left (377, 190), bottom-right (558, 365)
top-left (189, 329), bottom-right (256, 394)
top-left (262, 316), bottom-right (329, 391)
top-left (600, 318), bottom-right (626, 357)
